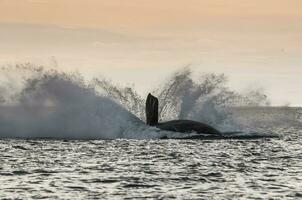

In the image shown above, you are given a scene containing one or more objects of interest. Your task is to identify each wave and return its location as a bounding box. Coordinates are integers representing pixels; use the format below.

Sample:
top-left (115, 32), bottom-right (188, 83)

top-left (0, 63), bottom-right (293, 139)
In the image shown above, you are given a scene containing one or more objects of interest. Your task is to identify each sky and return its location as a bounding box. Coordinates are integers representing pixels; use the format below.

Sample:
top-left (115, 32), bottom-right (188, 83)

top-left (0, 0), bottom-right (301, 105)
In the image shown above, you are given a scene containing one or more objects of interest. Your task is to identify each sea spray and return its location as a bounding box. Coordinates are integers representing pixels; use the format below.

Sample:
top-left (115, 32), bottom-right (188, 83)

top-left (152, 68), bottom-right (271, 131)
top-left (0, 64), bottom-right (278, 139)
top-left (0, 66), bottom-right (144, 139)
top-left (92, 78), bottom-right (145, 120)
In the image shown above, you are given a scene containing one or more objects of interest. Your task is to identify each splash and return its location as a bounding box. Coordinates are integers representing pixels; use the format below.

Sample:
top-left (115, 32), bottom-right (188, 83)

top-left (0, 63), bottom-right (285, 139)
top-left (152, 68), bottom-right (271, 131)
top-left (0, 65), bottom-right (148, 139)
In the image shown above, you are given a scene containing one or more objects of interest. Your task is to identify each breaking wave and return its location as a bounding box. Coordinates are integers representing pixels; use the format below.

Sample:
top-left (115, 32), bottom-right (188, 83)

top-left (0, 63), bottom-right (293, 139)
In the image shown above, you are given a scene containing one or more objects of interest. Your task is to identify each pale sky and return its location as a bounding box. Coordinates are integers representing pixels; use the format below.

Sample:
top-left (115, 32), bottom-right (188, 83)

top-left (0, 0), bottom-right (302, 105)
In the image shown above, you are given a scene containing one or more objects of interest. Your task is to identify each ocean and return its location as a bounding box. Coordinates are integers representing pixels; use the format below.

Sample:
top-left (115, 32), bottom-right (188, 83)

top-left (0, 107), bottom-right (301, 199)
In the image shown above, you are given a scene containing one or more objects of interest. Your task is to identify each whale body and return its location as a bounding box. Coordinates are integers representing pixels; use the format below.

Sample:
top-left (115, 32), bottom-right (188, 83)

top-left (146, 93), bottom-right (221, 135)
top-left (156, 120), bottom-right (221, 135)
top-left (145, 93), bottom-right (279, 139)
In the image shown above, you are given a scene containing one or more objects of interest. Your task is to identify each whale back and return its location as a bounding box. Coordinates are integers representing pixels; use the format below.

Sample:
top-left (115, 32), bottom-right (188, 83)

top-left (146, 93), bottom-right (159, 126)
top-left (156, 120), bottom-right (221, 135)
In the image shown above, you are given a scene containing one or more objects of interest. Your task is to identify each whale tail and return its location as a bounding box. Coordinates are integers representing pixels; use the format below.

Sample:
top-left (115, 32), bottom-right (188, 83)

top-left (146, 93), bottom-right (159, 126)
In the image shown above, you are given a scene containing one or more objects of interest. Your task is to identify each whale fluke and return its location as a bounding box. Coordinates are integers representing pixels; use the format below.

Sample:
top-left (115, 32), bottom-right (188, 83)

top-left (146, 93), bottom-right (158, 126)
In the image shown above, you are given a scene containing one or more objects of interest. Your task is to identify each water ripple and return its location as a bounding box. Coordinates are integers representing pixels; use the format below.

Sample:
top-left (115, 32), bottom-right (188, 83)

top-left (0, 125), bottom-right (301, 199)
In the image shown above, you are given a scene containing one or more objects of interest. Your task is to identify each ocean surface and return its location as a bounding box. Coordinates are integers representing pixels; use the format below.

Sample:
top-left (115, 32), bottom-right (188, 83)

top-left (0, 107), bottom-right (301, 199)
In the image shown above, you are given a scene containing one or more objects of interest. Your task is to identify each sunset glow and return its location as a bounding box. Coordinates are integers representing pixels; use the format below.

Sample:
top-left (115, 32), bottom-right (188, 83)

top-left (0, 0), bottom-right (301, 105)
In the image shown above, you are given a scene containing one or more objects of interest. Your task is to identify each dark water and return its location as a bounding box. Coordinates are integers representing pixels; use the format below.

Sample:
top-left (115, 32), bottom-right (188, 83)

top-left (1, 107), bottom-right (302, 199)
top-left (1, 126), bottom-right (301, 199)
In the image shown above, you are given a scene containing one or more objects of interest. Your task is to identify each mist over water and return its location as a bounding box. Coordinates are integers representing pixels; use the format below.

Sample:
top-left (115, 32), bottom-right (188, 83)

top-left (0, 64), bottom-right (296, 139)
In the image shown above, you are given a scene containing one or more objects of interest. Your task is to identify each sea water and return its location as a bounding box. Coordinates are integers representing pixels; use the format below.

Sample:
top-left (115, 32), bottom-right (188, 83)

top-left (0, 108), bottom-right (301, 199)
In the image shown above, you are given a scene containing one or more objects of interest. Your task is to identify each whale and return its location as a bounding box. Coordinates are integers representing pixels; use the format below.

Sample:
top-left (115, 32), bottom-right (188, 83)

top-left (145, 93), bottom-right (279, 139)
top-left (146, 93), bottom-right (221, 135)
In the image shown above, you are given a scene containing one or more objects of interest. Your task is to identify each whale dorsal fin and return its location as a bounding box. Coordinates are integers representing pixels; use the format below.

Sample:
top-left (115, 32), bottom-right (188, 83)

top-left (146, 93), bottom-right (159, 126)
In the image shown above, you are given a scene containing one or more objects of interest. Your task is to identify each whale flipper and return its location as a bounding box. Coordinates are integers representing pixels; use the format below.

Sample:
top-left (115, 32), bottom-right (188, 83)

top-left (146, 93), bottom-right (158, 126)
